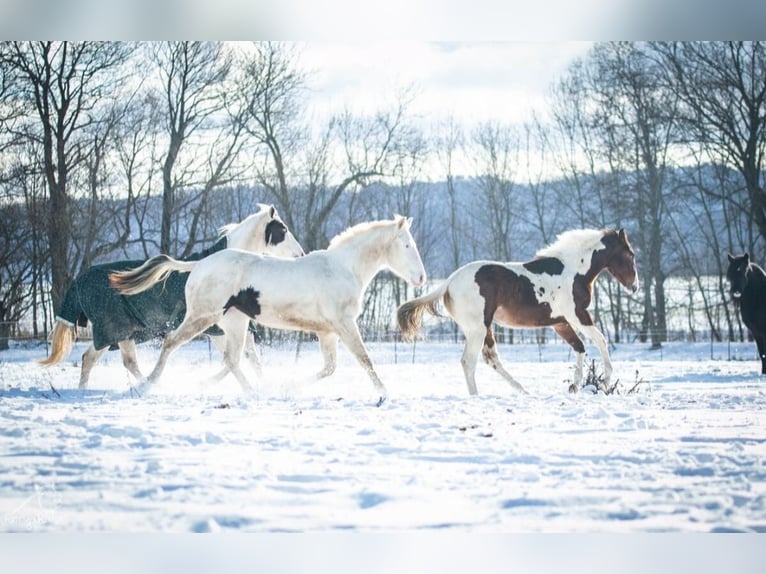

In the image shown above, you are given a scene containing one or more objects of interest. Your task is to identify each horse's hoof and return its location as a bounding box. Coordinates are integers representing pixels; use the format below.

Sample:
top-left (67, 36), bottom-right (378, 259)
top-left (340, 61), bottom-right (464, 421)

top-left (568, 383), bottom-right (579, 394)
top-left (129, 379), bottom-right (152, 398)
top-left (375, 395), bottom-right (387, 407)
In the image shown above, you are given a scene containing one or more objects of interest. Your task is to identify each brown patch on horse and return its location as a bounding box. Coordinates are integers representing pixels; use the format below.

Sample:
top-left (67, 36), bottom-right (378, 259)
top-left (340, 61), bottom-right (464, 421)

top-left (474, 264), bottom-right (563, 330)
top-left (553, 322), bottom-right (586, 353)
top-left (523, 257), bottom-right (564, 275)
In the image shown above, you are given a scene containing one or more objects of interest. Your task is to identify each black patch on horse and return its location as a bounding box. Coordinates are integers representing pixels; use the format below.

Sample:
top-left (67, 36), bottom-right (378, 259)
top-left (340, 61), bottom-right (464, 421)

top-left (223, 287), bottom-right (262, 318)
top-left (265, 220), bottom-right (287, 246)
top-left (523, 257), bottom-right (564, 275)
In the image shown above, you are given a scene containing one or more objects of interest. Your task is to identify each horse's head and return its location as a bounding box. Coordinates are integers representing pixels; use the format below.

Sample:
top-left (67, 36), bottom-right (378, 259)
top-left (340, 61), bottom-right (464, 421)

top-left (605, 228), bottom-right (639, 294)
top-left (387, 215), bottom-right (427, 287)
top-left (726, 252), bottom-right (750, 303)
top-left (227, 204), bottom-right (304, 258)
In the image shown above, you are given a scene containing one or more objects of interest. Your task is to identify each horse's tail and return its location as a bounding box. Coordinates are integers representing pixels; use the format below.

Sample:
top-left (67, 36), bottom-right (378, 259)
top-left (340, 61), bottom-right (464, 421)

top-left (38, 320), bottom-right (76, 367)
top-left (108, 255), bottom-right (196, 296)
top-left (397, 281), bottom-right (450, 342)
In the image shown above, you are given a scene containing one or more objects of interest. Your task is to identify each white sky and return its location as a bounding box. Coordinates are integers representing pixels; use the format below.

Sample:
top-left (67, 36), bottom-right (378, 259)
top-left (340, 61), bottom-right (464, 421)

top-left (295, 42), bottom-right (593, 179)
top-left (299, 42), bottom-right (593, 127)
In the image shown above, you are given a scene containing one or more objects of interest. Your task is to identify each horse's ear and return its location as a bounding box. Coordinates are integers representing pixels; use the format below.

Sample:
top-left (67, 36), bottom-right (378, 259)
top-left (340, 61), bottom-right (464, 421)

top-left (617, 228), bottom-right (626, 241)
top-left (394, 214), bottom-right (408, 229)
top-left (727, 253), bottom-right (735, 262)
top-left (744, 252), bottom-right (750, 263)
top-left (269, 205), bottom-right (277, 219)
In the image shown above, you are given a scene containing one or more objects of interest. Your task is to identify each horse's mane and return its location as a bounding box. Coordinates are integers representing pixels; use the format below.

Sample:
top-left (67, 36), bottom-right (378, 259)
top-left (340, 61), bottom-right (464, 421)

top-left (535, 229), bottom-right (610, 262)
top-left (218, 222), bottom-right (237, 238)
top-left (328, 219), bottom-right (399, 250)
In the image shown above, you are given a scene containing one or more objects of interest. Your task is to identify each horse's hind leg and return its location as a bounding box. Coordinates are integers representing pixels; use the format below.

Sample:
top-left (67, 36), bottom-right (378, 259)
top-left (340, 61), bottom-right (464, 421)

top-left (80, 344), bottom-right (107, 389)
top-left (145, 315), bottom-right (216, 385)
top-left (459, 327), bottom-right (485, 396)
top-left (553, 322), bottom-right (586, 392)
top-left (481, 327), bottom-right (528, 394)
top-left (118, 339), bottom-right (144, 381)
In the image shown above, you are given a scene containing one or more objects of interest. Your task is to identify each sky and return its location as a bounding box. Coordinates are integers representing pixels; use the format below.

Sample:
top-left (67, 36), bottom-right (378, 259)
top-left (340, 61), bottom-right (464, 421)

top-left (292, 42), bottom-right (595, 180)
top-left (299, 42), bottom-right (594, 128)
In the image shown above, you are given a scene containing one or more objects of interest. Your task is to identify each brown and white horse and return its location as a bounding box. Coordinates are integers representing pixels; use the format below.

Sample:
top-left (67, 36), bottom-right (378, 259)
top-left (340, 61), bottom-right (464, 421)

top-left (109, 216), bottom-right (427, 405)
top-left (398, 228), bottom-right (638, 395)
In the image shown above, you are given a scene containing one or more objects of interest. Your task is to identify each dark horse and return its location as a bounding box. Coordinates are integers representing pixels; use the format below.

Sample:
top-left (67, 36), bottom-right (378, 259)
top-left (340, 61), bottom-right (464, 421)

top-left (39, 205), bottom-right (303, 388)
top-left (726, 253), bottom-right (766, 375)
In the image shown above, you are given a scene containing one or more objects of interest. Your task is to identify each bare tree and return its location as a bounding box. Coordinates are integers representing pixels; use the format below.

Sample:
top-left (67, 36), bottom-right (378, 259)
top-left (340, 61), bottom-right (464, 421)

top-left (471, 121), bottom-right (522, 261)
top-left (0, 201), bottom-right (35, 349)
top-left (238, 42), bottom-right (419, 251)
top-left (585, 42), bottom-right (680, 348)
top-left (434, 116), bottom-right (466, 273)
top-left (654, 41), bottom-right (766, 253)
top-left (1, 41), bottom-right (134, 312)
top-left (149, 41), bottom-right (232, 255)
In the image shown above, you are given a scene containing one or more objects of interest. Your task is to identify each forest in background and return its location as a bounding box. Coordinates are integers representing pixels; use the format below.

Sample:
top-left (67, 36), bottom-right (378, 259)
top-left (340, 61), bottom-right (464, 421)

top-left (1, 41), bottom-right (765, 350)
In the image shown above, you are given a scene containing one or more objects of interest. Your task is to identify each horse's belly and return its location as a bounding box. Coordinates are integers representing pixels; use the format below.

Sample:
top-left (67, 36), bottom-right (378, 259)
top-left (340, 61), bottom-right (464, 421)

top-left (255, 306), bottom-right (329, 333)
top-left (493, 303), bottom-right (559, 328)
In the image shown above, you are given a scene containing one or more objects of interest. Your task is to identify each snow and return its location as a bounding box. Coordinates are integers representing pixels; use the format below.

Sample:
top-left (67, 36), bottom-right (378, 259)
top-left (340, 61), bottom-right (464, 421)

top-left (0, 336), bottom-right (765, 533)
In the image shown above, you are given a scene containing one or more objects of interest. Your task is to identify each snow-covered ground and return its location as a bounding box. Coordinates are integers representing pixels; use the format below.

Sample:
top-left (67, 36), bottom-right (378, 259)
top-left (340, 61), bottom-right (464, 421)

top-left (0, 336), bottom-right (764, 533)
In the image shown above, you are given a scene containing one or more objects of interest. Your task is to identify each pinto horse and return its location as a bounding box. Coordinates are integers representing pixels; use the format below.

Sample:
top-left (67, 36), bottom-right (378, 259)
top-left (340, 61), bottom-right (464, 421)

top-left (109, 216), bottom-right (427, 404)
top-left (39, 205), bottom-right (304, 388)
top-left (726, 253), bottom-right (766, 375)
top-left (398, 228), bottom-right (639, 395)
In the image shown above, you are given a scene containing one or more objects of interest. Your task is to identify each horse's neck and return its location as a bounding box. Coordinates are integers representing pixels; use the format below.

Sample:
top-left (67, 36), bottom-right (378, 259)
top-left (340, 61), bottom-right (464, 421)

top-left (226, 224), bottom-right (252, 251)
top-left (580, 248), bottom-right (608, 286)
top-left (330, 233), bottom-right (387, 290)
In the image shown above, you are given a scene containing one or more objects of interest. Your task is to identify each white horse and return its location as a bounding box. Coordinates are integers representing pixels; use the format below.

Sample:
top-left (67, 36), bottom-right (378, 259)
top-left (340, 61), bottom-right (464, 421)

top-left (110, 216), bottom-right (427, 405)
top-left (40, 204), bottom-right (304, 387)
top-left (398, 228), bottom-right (639, 395)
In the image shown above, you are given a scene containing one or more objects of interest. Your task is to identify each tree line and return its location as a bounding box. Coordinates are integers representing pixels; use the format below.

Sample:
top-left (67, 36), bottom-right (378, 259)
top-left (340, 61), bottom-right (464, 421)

top-left (0, 41), bottom-right (764, 350)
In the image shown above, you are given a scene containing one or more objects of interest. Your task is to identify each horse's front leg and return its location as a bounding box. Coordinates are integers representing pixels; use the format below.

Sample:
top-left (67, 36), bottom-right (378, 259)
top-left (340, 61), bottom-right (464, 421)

top-left (553, 322), bottom-right (586, 393)
top-left (243, 327), bottom-right (263, 378)
top-left (335, 319), bottom-right (387, 405)
top-left (579, 324), bottom-right (612, 386)
top-left (208, 310), bottom-right (254, 392)
top-left (755, 333), bottom-right (766, 375)
top-left (118, 339), bottom-right (144, 381)
top-left (316, 331), bottom-right (339, 379)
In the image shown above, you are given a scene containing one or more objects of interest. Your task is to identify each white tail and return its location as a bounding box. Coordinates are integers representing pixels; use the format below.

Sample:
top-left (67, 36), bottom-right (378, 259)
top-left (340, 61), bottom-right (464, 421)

top-left (108, 255), bottom-right (196, 295)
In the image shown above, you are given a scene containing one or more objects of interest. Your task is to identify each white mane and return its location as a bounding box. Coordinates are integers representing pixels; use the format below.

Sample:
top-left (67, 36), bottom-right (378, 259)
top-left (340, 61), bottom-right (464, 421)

top-left (535, 229), bottom-right (608, 265)
top-left (328, 219), bottom-right (400, 250)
